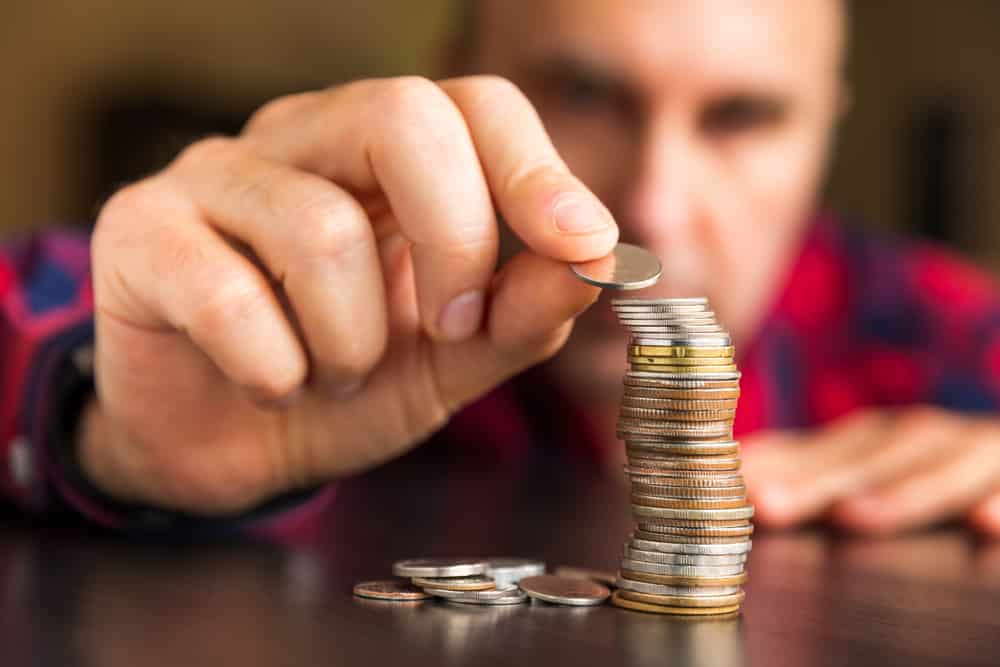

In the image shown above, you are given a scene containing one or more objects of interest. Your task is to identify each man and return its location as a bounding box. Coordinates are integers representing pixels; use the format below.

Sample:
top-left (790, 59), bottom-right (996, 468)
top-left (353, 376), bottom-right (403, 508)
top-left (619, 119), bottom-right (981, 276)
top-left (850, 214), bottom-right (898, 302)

top-left (2, 0), bottom-right (999, 536)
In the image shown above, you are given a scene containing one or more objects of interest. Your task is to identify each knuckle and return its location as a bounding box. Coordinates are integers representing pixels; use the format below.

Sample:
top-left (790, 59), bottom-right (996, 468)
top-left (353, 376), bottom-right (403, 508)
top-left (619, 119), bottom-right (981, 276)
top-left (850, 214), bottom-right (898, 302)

top-left (375, 76), bottom-right (456, 132)
top-left (173, 135), bottom-right (239, 173)
top-left (188, 273), bottom-right (269, 339)
top-left (290, 191), bottom-right (370, 260)
top-left (244, 91), bottom-right (315, 134)
top-left (466, 75), bottom-right (528, 106)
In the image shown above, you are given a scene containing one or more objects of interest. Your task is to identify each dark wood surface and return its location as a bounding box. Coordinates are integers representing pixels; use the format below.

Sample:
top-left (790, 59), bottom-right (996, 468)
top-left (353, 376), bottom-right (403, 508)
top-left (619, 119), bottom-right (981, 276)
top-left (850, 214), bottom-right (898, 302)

top-left (3, 458), bottom-right (1000, 667)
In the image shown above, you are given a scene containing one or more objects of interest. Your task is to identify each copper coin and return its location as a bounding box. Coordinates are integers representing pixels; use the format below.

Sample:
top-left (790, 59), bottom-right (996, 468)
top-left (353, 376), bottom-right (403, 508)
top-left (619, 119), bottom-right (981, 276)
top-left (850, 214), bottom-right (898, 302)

top-left (410, 575), bottom-right (496, 591)
top-left (626, 442), bottom-right (740, 457)
top-left (619, 407), bottom-right (737, 422)
top-left (616, 589), bottom-right (745, 608)
top-left (624, 386), bottom-right (741, 400)
top-left (611, 592), bottom-right (741, 616)
top-left (630, 483), bottom-right (747, 498)
top-left (620, 569), bottom-right (748, 587)
top-left (627, 355), bottom-right (734, 367)
top-left (553, 566), bottom-right (618, 589)
top-left (622, 396), bottom-right (739, 410)
top-left (353, 579), bottom-right (433, 601)
top-left (519, 575), bottom-right (611, 606)
top-left (630, 495), bottom-right (748, 509)
top-left (632, 530), bottom-right (752, 544)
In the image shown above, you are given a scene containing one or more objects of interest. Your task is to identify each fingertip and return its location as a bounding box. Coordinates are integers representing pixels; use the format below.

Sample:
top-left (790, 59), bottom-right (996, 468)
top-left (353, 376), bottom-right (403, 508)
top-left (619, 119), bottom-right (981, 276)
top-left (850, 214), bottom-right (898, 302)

top-left (748, 484), bottom-right (801, 529)
top-left (437, 289), bottom-right (486, 343)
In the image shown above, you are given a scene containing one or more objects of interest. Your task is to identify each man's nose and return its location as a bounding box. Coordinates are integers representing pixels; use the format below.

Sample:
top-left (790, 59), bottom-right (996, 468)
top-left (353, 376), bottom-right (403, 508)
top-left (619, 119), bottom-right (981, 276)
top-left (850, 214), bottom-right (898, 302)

top-left (620, 118), bottom-right (700, 246)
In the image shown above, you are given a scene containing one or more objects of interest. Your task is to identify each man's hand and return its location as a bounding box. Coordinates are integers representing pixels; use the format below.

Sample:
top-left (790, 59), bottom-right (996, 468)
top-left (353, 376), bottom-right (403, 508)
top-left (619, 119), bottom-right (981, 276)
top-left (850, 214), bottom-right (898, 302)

top-left (83, 76), bottom-right (619, 514)
top-left (742, 407), bottom-right (1000, 537)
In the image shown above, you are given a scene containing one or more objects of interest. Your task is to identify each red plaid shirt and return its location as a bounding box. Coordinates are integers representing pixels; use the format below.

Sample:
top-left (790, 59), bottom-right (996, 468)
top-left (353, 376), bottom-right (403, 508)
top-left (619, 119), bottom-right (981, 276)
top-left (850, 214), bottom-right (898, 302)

top-left (2, 213), bottom-right (999, 532)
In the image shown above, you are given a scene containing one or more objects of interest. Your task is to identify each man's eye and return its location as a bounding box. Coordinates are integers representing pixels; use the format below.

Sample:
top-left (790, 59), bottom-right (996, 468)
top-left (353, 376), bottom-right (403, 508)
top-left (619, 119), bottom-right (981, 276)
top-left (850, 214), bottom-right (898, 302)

top-left (555, 75), bottom-right (615, 111)
top-left (702, 97), bottom-right (786, 135)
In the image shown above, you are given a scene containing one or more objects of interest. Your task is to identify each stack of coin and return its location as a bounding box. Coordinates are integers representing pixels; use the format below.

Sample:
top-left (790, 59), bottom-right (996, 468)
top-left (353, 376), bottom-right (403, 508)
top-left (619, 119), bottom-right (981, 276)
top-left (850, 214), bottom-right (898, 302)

top-left (610, 297), bottom-right (752, 616)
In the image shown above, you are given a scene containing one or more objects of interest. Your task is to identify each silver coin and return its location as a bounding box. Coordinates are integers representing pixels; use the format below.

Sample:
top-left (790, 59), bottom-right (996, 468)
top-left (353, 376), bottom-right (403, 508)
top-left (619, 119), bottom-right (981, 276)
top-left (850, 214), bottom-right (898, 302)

top-left (392, 558), bottom-right (487, 578)
top-left (622, 324), bottom-right (725, 332)
top-left (485, 558), bottom-right (546, 586)
top-left (571, 242), bottom-right (662, 290)
top-left (619, 558), bottom-right (744, 577)
top-left (625, 370), bottom-right (741, 381)
top-left (615, 577), bottom-right (741, 597)
top-left (624, 547), bottom-right (746, 566)
top-left (630, 336), bottom-right (733, 347)
top-left (629, 537), bottom-right (752, 555)
top-left (443, 589), bottom-right (529, 605)
top-left (631, 505), bottom-right (754, 521)
top-left (422, 584), bottom-right (519, 600)
top-left (616, 309), bottom-right (717, 318)
top-left (519, 575), bottom-right (610, 606)
top-left (612, 297), bottom-right (708, 307)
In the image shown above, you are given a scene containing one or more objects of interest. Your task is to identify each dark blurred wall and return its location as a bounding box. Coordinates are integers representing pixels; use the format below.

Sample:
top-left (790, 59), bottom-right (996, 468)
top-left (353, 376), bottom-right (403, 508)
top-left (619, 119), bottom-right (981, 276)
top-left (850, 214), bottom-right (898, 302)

top-left (2, 1), bottom-right (999, 270)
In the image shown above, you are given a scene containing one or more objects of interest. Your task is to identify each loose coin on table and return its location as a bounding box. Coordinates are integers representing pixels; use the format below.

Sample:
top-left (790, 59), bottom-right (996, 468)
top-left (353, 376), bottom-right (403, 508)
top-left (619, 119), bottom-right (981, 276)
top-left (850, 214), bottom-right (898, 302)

top-left (410, 575), bottom-right (496, 591)
top-left (353, 580), bottom-right (433, 602)
top-left (519, 575), bottom-right (610, 606)
top-left (392, 558), bottom-right (486, 578)
top-left (570, 242), bottom-right (662, 290)
top-left (485, 558), bottom-right (546, 587)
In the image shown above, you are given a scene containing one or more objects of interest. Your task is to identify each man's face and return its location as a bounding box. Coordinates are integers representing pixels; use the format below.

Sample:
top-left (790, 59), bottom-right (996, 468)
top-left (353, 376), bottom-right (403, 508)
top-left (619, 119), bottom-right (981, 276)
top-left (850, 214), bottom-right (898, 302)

top-left (466, 0), bottom-right (846, 398)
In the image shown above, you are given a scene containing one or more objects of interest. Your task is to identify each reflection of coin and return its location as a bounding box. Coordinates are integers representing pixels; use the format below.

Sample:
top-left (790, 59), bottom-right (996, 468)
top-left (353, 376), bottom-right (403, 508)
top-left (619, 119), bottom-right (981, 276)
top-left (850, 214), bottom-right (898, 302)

top-left (570, 242), bottom-right (662, 290)
top-left (611, 592), bottom-right (740, 615)
top-left (392, 558), bottom-right (486, 578)
top-left (352, 579), bottom-right (432, 601)
top-left (410, 575), bottom-right (496, 591)
top-left (519, 575), bottom-right (610, 606)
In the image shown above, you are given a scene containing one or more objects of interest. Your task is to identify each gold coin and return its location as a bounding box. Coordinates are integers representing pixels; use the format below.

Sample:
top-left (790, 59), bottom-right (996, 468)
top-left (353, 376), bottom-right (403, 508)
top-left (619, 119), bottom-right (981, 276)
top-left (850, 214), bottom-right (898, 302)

top-left (631, 530), bottom-right (752, 544)
top-left (619, 407), bottom-right (736, 422)
top-left (626, 456), bottom-right (741, 471)
top-left (619, 569), bottom-right (748, 587)
top-left (617, 589), bottom-right (745, 607)
top-left (622, 397), bottom-right (739, 410)
top-left (630, 345), bottom-right (735, 358)
top-left (625, 375), bottom-right (740, 388)
top-left (611, 592), bottom-right (740, 615)
top-left (635, 524), bottom-right (754, 538)
top-left (630, 495), bottom-right (748, 509)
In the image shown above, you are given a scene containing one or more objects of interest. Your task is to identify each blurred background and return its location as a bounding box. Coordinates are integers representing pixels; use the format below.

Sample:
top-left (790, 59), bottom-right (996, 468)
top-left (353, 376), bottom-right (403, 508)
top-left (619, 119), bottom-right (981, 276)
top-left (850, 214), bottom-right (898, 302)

top-left (1, 1), bottom-right (998, 270)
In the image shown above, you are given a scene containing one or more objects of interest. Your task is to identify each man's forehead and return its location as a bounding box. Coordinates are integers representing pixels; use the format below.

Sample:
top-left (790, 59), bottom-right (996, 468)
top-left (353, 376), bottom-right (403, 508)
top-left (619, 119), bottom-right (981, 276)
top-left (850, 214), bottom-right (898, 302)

top-left (471, 0), bottom-right (845, 85)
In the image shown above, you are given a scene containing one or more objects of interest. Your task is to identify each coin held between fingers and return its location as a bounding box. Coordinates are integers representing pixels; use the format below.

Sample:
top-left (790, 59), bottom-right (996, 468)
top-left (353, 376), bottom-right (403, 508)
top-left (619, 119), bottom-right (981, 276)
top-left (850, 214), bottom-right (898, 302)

top-left (570, 242), bottom-right (662, 290)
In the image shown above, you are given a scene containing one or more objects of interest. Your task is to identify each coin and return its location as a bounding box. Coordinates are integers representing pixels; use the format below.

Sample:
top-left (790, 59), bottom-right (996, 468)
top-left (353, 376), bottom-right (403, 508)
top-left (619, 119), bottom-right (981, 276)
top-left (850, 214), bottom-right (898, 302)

top-left (353, 579), bottom-right (433, 601)
top-left (628, 537), bottom-right (752, 555)
top-left (620, 407), bottom-right (737, 422)
top-left (630, 495), bottom-right (748, 509)
top-left (631, 336), bottom-right (733, 347)
top-left (630, 484), bottom-right (747, 499)
top-left (443, 589), bottom-right (529, 606)
top-left (620, 559), bottom-right (745, 577)
top-left (624, 455), bottom-right (741, 471)
top-left (410, 575), bottom-right (496, 591)
top-left (552, 567), bottom-right (618, 588)
top-left (612, 297), bottom-right (707, 307)
top-left (629, 363), bottom-right (740, 375)
top-left (621, 397), bottom-right (740, 411)
top-left (392, 558), bottom-right (487, 578)
top-left (624, 387), bottom-right (741, 400)
top-left (611, 592), bottom-right (740, 616)
top-left (632, 530), bottom-right (752, 544)
top-left (626, 441), bottom-right (740, 456)
top-left (620, 569), bottom-right (748, 587)
top-left (623, 547), bottom-right (746, 566)
top-left (631, 505), bottom-right (755, 521)
top-left (570, 242), bottom-right (662, 290)
top-left (616, 589), bottom-right (745, 608)
top-left (519, 575), bottom-right (611, 606)
top-left (422, 584), bottom-right (519, 600)
top-left (629, 345), bottom-right (734, 357)
top-left (484, 558), bottom-right (546, 586)
top-left (634, 523), bottom-right (754, 537)
top-left (615, 577), bottom-right (742, 597)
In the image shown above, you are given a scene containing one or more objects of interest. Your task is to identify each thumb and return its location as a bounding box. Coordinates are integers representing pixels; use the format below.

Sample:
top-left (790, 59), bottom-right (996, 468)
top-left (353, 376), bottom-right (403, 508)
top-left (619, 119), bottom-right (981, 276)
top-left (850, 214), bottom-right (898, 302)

top-left (430, 250), bottom-right (600, 413)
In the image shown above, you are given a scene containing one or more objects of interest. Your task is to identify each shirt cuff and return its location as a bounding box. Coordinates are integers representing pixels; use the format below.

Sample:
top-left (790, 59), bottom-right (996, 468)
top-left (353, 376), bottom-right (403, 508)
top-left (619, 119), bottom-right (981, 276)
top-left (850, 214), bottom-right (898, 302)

top-left (22, 317), bottom-right (335, 538)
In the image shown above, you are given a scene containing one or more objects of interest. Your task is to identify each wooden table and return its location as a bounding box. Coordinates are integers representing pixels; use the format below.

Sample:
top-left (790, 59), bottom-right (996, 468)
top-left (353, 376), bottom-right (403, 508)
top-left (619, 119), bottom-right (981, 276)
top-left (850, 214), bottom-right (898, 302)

top-left (2, 456), bottom-right (999, 666)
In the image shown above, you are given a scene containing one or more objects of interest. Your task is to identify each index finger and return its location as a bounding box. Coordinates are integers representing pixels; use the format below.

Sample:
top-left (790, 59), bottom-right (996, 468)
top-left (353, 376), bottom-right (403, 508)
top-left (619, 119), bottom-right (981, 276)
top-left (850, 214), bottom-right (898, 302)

top-left (439, 76), bottom-right (619, 262)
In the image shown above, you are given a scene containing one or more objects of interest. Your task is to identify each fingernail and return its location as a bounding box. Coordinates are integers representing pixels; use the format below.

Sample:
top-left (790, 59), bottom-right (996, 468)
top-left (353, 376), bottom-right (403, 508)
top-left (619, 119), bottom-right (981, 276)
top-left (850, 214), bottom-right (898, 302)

top-left (439, 290), bottom-right (484, 342)
top-left (552, 195), bottom-right (611, 234)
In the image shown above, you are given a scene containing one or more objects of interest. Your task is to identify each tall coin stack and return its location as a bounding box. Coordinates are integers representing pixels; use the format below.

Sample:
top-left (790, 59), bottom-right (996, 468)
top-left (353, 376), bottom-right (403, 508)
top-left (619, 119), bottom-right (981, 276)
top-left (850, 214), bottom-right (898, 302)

top-left (609, 297), bottom-right (752, 617)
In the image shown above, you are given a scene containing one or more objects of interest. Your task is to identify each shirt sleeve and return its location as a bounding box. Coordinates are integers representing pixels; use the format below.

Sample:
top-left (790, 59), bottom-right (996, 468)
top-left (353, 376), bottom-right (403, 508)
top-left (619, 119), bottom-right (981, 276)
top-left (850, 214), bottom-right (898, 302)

top-left (1, 228), bottom-right (335, 538)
